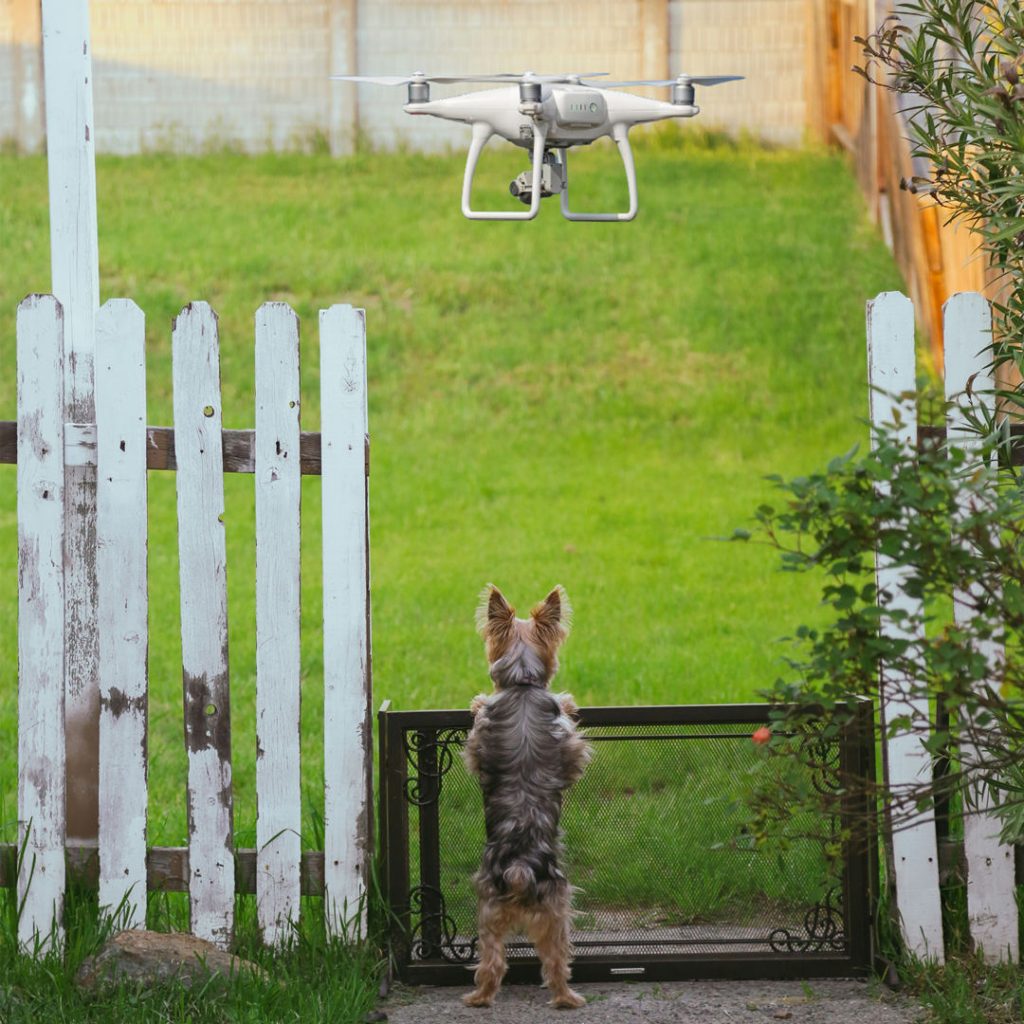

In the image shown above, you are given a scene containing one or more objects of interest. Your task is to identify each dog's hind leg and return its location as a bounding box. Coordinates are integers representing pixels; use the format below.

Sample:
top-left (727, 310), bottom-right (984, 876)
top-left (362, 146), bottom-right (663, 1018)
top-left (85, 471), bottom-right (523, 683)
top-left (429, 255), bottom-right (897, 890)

top-left (527, 898), bottom-right (585, 1009)
top-left (463, 899), bottom-right (513, 1008)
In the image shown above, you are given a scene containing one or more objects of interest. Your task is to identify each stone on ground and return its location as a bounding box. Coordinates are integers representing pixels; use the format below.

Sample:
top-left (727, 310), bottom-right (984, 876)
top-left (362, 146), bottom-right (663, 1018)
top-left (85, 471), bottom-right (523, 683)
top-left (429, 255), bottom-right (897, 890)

top-left (75, 929), bottom-right (267, 991)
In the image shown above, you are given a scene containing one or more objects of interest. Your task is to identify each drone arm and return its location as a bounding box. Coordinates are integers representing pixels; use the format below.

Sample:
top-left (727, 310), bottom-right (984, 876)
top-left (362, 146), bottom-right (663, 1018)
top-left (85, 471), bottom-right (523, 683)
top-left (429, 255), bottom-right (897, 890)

top-left (559, 122), bottom-right (638, 222)
top-left (461, 120), bottom-right (546, 221)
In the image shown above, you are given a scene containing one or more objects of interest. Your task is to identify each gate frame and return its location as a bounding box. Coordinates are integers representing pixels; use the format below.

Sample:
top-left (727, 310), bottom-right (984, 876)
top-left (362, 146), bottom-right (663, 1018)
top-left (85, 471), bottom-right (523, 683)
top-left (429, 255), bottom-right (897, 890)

top-left (379, 700), bottom-right (877, 985)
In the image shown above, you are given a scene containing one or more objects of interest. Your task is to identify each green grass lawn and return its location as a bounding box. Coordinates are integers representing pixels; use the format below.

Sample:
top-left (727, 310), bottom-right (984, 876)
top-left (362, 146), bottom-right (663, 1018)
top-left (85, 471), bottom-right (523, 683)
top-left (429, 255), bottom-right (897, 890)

top-left (0, 134), bottom-right (901, 851)
top-left (0, 136), bottom-right (903, 1018)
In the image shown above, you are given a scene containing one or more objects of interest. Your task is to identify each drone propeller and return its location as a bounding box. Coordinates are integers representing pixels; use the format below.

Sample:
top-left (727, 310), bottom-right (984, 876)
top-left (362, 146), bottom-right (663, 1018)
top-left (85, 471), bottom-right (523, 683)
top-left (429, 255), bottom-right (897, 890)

top-left (595, 74), bottom-right (744, 88)
top-left (331, 71), bottom-right (611, 86)
top-left (503, 71), bottom-right (611, 83)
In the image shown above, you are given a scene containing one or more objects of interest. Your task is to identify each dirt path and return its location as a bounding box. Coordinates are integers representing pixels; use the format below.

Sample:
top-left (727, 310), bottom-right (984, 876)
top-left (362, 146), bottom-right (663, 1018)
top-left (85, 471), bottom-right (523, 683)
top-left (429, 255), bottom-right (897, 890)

top-left (381, 978), bottom-right (922, 1024)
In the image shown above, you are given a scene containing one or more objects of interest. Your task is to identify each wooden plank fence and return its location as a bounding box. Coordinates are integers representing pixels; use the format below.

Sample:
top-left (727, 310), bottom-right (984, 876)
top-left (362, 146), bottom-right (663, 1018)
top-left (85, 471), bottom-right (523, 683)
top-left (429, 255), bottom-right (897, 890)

top-left (868, 290), bottom-right (1020, 964)
top-left (808, 0), bottom-right (999, 371)
top-left (1, 296), bottom-right (371, 951)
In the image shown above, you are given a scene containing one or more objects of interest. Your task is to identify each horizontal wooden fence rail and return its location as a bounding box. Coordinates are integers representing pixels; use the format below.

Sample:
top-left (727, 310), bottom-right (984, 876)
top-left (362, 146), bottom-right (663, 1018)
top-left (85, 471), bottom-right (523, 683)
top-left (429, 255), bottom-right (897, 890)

top-left (0, 845), bottom-right (332, 897)
top-left (0, 421), bottom-right (371, 476)
top-left (15, 421), bottom-right (1022, 470)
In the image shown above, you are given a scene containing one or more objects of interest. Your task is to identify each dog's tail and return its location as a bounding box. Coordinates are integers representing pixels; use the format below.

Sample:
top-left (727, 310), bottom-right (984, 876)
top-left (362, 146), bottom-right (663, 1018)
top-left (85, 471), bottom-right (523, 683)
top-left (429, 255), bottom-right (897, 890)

top-left (501, 859), bottom-right (537, 901)
top-left (479, 841), bottom-right (564, 905)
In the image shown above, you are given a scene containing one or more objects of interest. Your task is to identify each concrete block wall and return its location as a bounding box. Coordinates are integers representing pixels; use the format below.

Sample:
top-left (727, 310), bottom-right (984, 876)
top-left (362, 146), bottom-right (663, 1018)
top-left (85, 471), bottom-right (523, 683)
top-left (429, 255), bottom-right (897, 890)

top-left (88, 0), bottom-right (337, 154)
top-left (1, 0), bottom-right (808, 154)
top-left (354, 0), bottom-right (668, 151)
top-left (673, 0), bottom-right (808, 145)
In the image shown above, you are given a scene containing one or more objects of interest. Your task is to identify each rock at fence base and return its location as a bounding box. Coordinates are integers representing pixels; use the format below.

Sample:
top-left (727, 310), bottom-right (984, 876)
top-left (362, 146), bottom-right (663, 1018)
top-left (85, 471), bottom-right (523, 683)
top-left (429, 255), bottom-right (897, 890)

top-left (75, 930), bottom-right (267, 992)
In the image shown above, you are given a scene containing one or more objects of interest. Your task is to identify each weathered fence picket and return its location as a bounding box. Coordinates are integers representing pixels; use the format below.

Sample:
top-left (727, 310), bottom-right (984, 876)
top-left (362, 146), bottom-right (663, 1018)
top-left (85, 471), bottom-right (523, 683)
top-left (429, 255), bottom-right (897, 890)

top-left (255, 302), bottom-right (303, 946)
top-left (866, 290), bottom-right (945, 962)
top-left (320, 305), bottom-right (372, 937)
top-left (173, 302), bottom-right (235, 948)
top-left (95, 299), bottom-right (149, 927)
top-left (41, 0), bottom-right (102, 847)
top-left (942, 293), bottom-right (1019, 961)
top-left (16, 294), bottom-right (67, 951)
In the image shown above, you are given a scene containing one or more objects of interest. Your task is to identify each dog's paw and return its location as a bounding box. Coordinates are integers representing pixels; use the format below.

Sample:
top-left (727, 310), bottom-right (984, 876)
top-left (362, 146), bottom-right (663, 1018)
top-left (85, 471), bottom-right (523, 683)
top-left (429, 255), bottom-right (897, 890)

top-left (463, 990), bottom-right (494, 1008)
top-left (469, 693), bottom-right (490, 717)
top-left (551, 989), bottom-right (586, 1009)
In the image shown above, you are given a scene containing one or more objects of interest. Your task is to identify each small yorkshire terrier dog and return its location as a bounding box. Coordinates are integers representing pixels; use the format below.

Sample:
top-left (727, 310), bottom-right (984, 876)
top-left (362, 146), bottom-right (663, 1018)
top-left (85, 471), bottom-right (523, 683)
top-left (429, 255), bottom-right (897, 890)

top-left (462, 584), bottom-right (591, 1009)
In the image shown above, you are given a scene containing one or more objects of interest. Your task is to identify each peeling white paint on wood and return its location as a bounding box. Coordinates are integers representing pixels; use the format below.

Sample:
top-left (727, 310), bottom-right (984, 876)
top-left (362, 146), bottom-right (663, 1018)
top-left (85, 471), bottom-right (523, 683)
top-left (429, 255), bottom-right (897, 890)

top-left (42, 0), bottom-right (102, 846)
top-left (254, 302), bottom-right (302, 946)
top-left (17, 294), bottom-right (67, 952)
top-left (64, 422), bottom-right (98, 467)
top-left (943, 292), bottom-right (1019, 963)
top-left (95, 299), bottom-right (149, 927)
top-left (320, 305), bottom-right (371, 937)
top-left (172, 302), bottom-right (234, 949)
top-left (866, 291), bottom-right (945, 962)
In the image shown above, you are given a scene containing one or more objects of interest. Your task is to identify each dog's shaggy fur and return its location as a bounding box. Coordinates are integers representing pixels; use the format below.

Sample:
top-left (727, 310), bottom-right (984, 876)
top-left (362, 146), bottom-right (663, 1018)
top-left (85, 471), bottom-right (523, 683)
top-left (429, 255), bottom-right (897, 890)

top-left (462, 584), bottom-right (591, 1009)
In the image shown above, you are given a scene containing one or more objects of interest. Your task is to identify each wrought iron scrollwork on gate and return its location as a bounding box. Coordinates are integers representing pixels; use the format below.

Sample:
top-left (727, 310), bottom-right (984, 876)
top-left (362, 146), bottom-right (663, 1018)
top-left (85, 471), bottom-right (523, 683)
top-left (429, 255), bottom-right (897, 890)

top-left (408, 884), bottom-right (478, 963)
top-left (768, 886), bottom-right (846, 953)
top-left (403, 728), bottom-right (467, 806)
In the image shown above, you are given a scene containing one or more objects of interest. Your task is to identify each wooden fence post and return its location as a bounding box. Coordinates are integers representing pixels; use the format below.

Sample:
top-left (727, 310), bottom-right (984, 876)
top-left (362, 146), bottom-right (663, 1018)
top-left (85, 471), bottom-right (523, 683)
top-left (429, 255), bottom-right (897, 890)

top-left (866, 290), bottom-right (945, 961)
top-left (942, 292), bottom-right (1019, 962)
top-left (320, 305), bottom-right (372, 937)
top-left (41, 0), bottom-right (102, 846)
top-left (173, 302), bottom-right (235, 949)
top-left (95, 299), bottom-right (149, 927)
top-left (17, 294), bottom-right (67, 952)
top-left (255, 303), bottom-right (303, 946)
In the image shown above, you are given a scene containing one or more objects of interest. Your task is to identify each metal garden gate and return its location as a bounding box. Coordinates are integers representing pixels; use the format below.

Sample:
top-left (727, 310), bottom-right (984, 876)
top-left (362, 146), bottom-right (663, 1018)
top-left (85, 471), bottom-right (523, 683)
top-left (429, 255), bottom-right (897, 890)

top-left (379, 701), bottom-right (875, 984)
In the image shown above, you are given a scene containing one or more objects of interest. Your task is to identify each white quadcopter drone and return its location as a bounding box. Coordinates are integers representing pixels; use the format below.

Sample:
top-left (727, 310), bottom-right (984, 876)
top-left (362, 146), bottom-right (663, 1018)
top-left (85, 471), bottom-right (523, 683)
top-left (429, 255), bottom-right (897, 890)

top-left (330, 71), bottom-right (743, 221)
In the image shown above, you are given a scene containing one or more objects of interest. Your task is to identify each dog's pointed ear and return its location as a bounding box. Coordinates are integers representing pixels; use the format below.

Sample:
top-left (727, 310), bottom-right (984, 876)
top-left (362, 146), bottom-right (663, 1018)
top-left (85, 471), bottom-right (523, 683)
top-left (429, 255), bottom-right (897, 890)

top-left (476, 583), bottom-right (515, 638)
top-left (531, 585), bottom-right (572, 641)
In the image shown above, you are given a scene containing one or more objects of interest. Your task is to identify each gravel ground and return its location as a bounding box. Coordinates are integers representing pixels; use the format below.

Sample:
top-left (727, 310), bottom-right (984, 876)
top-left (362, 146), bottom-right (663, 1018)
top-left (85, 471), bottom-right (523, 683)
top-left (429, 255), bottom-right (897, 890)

top-left (380, 978), bottom-right (923, 1024)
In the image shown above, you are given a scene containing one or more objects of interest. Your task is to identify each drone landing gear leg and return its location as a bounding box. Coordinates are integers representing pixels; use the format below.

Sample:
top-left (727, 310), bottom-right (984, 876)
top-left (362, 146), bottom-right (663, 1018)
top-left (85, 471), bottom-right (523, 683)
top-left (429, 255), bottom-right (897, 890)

top-left (461, 120), bottom-right (547, 221)
top-left (558, 123), bottom-right (638, 222)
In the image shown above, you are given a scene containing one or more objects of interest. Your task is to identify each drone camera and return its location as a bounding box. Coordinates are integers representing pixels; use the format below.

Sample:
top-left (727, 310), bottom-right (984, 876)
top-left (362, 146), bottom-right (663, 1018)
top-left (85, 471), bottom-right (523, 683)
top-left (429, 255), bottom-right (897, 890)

top-left (509, 154), bottom-right (564, 204)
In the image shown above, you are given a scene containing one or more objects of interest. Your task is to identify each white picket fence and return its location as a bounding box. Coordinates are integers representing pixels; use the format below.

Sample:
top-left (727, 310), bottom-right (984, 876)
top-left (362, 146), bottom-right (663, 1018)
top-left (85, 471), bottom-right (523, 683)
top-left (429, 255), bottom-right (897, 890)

top-left (8, 286), bottom-right (1020, 965)
top-left (11, 294), bottom-right (371, 952)
top-left (868, 290), bottom-right (1020, 964)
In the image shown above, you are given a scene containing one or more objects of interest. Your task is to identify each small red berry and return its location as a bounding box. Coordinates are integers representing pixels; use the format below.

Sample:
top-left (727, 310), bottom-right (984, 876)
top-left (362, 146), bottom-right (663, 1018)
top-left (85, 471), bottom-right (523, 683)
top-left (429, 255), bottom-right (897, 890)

top-left (752, 726), bottom-right (772, 745)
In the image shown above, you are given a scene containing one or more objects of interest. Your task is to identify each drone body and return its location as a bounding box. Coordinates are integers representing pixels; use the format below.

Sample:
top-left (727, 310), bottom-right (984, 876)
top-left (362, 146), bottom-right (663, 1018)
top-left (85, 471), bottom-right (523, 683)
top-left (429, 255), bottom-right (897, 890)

top-left (332, 71), bottom-right (743, 221)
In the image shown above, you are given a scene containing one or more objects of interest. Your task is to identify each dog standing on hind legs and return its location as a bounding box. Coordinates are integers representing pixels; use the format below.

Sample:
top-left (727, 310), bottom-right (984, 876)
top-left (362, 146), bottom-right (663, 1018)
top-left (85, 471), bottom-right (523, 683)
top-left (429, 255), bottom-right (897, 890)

top-left (462, 584), bottom-right (591, 1009)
